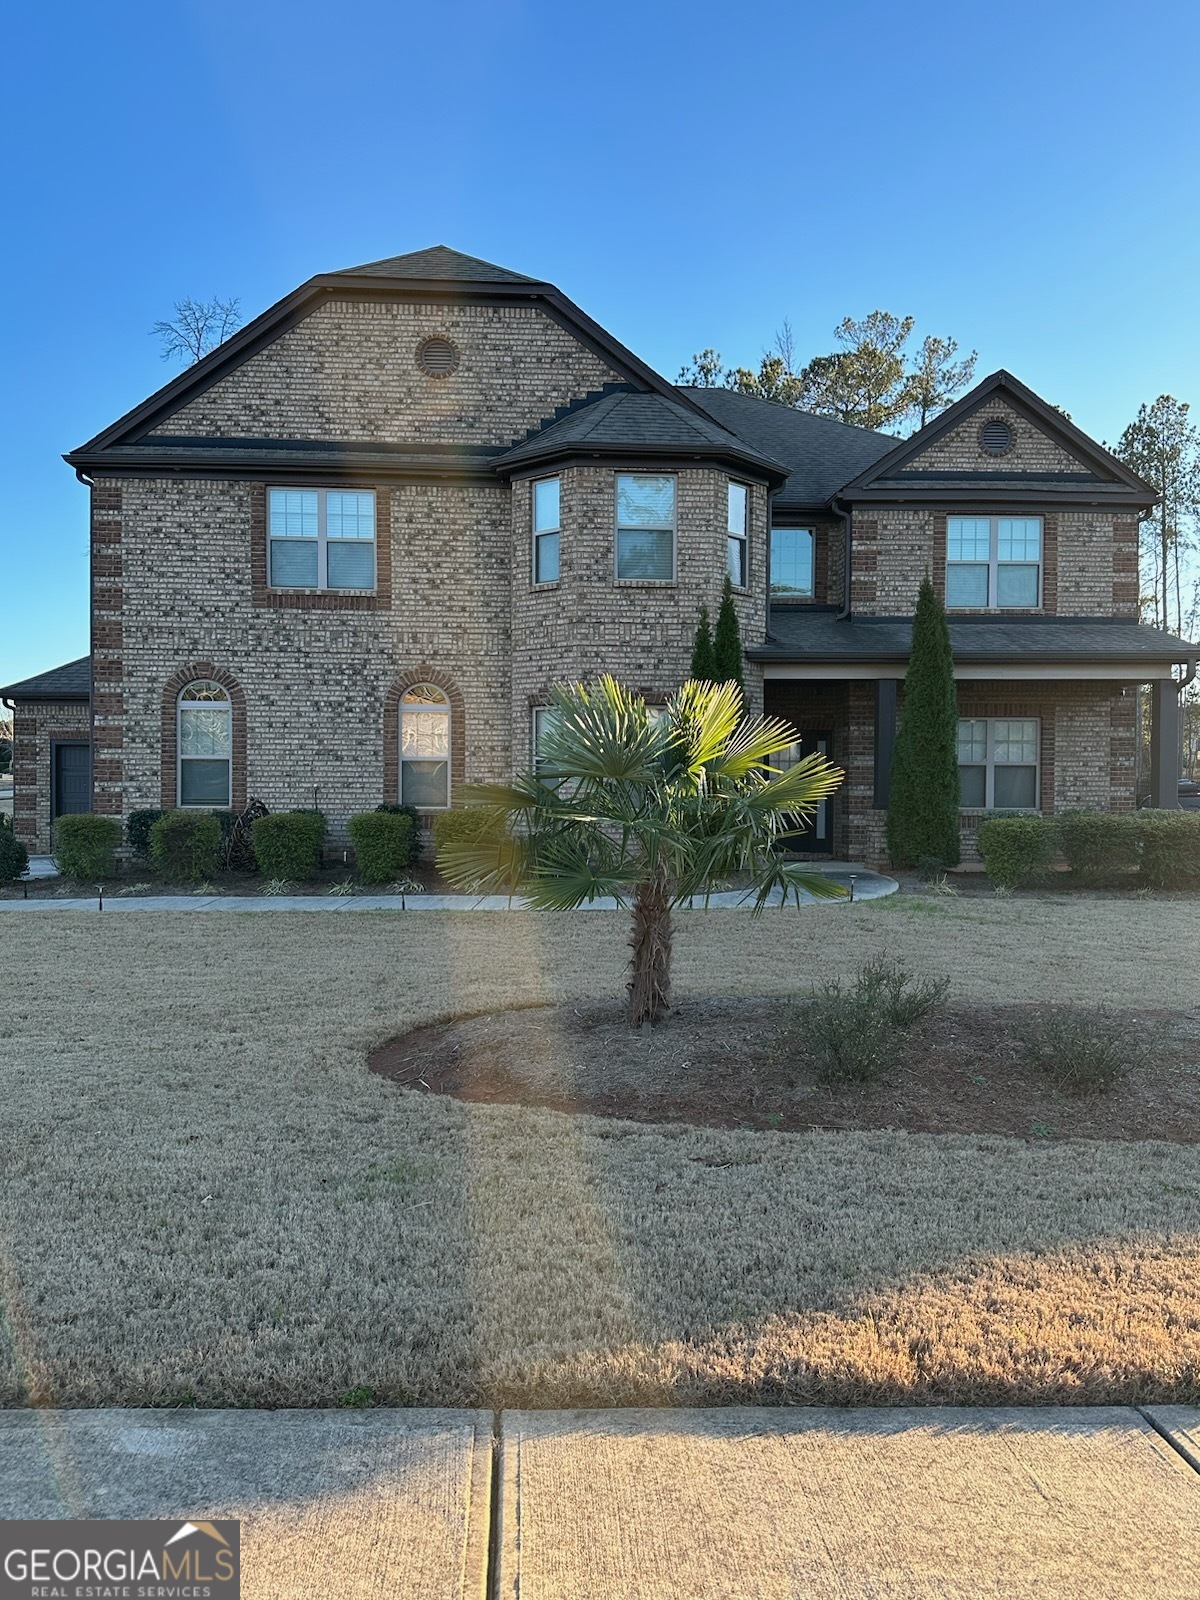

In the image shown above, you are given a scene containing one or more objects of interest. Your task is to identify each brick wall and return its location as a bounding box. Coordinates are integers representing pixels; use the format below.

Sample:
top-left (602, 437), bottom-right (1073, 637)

top-left (151, 299), bottom-right (625, 446)
top-left (10, 700), bottom-right (90, 854)
top-left (896, 399), bottom-right (1089, 475)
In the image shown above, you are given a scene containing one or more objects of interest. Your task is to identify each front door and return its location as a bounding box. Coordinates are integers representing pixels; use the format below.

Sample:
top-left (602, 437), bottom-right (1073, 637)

top-left (53, 742), bottom-right (90, 818)
top-left (778, 731), bottom-right (833, 855)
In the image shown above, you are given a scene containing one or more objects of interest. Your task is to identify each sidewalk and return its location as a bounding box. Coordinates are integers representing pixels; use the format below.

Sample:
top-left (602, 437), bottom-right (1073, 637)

top-left (0, 864), bottom-right (898, 912)
top-left (3, 1405), bottom-right (1198, 1598)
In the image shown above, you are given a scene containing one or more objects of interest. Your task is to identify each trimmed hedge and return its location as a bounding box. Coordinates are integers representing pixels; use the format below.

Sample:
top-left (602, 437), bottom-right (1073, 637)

top-left (1136, 810), bottom-right (1200, 888)
top-left (974, 815), bottom-right (1059, 888)
top-left (149, 810), bottom-right (221, 883)
top-left (127, 808), bottom-right (168, 860)
top-left (348, 811), bottom-right (416, 883)
top-left (55, 814), bottom-right (122, 880)
top-left (1058, 809), bottom-right (1140, 880)
top-left (431, 807), bottom-right (505, 851)
top-left (0, 815), bottom-right (28, 883)
top-left (251, 810), bottom-right (325, 882)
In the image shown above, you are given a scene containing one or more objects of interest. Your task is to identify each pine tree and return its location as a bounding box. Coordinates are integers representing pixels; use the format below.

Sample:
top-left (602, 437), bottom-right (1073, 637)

top-left (690, 603), bottom-right (716, 681)
top-left (713, 576), bottom-right (745, 692)
top-left (886, 577), bottom-right (960, 868)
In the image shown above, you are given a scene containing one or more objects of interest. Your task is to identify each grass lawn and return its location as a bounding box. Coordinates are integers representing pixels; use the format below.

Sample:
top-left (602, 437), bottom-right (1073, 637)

top-left (2, 892), bottom-right (1199, 1409)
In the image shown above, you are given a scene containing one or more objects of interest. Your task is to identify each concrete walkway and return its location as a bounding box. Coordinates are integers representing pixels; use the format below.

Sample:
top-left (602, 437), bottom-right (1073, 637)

top-left (2, 1406), bottom-right (1199, 1597)
top-left (1, 864), bottom-right (897, 912)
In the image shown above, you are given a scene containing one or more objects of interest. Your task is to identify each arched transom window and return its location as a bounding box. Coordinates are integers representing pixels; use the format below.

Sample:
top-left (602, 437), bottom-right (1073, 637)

top-left (178, 680), bottom-right (232, 807)
top-left (400, 685), bottom-right (450, 809)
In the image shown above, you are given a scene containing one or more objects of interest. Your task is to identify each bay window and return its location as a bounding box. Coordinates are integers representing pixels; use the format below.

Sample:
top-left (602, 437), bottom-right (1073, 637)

top-left (616, 474), bottom-right (675, 581)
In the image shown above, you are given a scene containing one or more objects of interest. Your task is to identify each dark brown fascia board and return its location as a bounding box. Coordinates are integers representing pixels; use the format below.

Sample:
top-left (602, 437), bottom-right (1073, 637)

top-left (842, 484), bottom-right (1153, 508)
top-left (66, 271), bottom-right (707, 463)
top-left (63, 448), bottom-right (502, 484)
top-left (836, 370), bottom-right (1158, 500)
top-left (0, 688), bottom-right (89, 702)
top-left (496, 443), bottom-right (787, 485)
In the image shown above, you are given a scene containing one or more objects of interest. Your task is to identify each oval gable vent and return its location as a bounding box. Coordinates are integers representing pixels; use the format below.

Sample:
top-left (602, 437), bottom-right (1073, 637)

top-left (416, 336), bottom-right (460, 378)
top-left (980, 418), bottom-right (1013, 455)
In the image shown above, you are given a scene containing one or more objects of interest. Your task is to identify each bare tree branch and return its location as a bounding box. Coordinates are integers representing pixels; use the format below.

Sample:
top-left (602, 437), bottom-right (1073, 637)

top-left (152, 296), bottom-right (242, 365)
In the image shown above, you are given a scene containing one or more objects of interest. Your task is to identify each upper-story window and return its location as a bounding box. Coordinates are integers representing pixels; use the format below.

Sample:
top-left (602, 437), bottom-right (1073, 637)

top-left (727, 482), bottom-right (748, 589)
top-left (532, 478), bottom-right (561, 584)
top-left (269, 488), bottom-right (376, 591)
top-left (178, 680), bottom-right (231, 807)
top-left (946, 516), bottom-right (1041, 609)
top-left (769, 527), bottom-right (814, 598)
top-left (616, 474), bottom-right (675, 581)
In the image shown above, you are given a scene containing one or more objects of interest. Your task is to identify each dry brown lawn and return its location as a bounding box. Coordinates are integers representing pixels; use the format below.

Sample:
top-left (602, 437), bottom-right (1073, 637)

top-left (2, 892), bottom-right (1199, 1409)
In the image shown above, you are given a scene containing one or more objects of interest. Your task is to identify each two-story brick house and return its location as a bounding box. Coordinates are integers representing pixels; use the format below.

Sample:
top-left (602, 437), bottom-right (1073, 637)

top-left (3, 245), bottom-right (1195, 864)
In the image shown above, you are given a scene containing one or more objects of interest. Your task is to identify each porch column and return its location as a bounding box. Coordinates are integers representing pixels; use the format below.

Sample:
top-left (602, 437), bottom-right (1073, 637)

top-left (873, 678), bottom-right (900, 809)
top-left (1149, 678), bottom-right (1181, 808)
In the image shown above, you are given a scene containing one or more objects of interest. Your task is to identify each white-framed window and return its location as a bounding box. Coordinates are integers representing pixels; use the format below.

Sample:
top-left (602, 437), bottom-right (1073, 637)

top-left (400, 684), bottom-right (451, 809)
top-left (957, 717), bottom-right (1040, 810)
top-left (178, 680), bottom-right (232, 808)
top-left (727, 482), bottom-right (749, 589)
top-left (533, 701), bottom-right (667, 769)
top-left (616, 474), bottom-right (676, 581)
top-left (770, 527), bottom-right (814, 598)
top-left (946, 516), bottom-right (1042, 609)
top-left (532, 477), bottom-right (561, 584)
top-left (268, 487), bottom-right (376, 591)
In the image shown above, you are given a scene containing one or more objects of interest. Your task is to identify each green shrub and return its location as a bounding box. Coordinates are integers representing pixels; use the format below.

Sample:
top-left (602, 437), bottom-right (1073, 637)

top-left (1134, 810), bottom-right (1200, 888)
top-left (55, 814), bottom-right (121, 880)
top-left (127, 808), bottom-right (168, 860)
top-left (375, 803), bottom-right (422, 864)
top-left (886, 577), bottom-right (961, 869)
top-left (974, 815), bottom-right (1059, 888)
top-left (348, 811), bottom-right (416, 883)
top-left (1058, 809), bottom-right (1140, 881)
top-left (0, 815), bottom-right (28, 883)
top-left (784, 957), bottom-right (948, 1086)
top-left (149, 810), bottom-right (221, 883)
top-left (853, 955), bottom-right (950, 1028)
top-left (1017, 1007), bottom-right (1141, 1094)
top-left (212, 799), bottom-right (267, 872)
top-left (431, 808), bottom-right (504, 851)
top-left (252, 811), bottom-right (325, 882)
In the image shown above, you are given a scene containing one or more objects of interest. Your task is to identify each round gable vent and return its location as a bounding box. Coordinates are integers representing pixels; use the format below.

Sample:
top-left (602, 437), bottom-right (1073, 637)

top-left (416, 335), bottom-right (460, 378)
top-left (979, 418), bottom-right (1014, 456)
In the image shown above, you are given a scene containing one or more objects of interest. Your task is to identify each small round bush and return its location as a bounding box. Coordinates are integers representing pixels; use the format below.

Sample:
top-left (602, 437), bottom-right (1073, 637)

top-left (348, 812), bottom-right (416, 884)
top-left (126, 808), bottom-right (168, 861)
top-left (975, 815), bottom-right (1059, 889)
top-left (251, 811), bottom-right (325, 882)
top-left (55, 814), bottom-right (121, 880)
top-left (149, 810), bottom-right (221, 883)
top-left (0, 816), bottom-right (28, 883)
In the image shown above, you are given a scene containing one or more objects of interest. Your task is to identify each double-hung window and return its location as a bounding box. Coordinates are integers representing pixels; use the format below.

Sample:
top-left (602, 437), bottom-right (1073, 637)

top-left (769, 527), bottom-right (815, 598)
top-left (400, 685), bottom-right (450, 808)
top-left (957, 717), bottom-right (1039, 810)
top-left (178, 680), bottom-right (232, 807)
top-left (616, 474), bottom-right (675, 581)
top-left (727, 482), bottom-right (748, 589)
top-left (946, 516), bottom-right (1041, 609)
top-left (269, 488), bottom-right (376, 591)
top-left (532, 478), bottom-right (560, 584)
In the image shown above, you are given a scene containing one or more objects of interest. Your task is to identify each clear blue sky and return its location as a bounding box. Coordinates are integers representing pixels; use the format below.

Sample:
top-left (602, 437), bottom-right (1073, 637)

top-left (3, 0), bottom-right (1199, 685)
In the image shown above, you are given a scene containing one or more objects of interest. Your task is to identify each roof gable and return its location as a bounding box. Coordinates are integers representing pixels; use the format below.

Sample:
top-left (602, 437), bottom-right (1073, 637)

top-left (838, 371), bottom-right (1155, 504)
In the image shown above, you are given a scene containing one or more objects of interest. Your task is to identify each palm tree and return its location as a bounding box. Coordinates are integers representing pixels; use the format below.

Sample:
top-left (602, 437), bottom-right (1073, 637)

top-left (436, 676), bottom-right (846, 1028)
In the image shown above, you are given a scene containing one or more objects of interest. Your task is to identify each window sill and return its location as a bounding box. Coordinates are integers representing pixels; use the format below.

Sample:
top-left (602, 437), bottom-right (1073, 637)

top-left (614, 578), bottom-right (677, 589)
top-left (530, 581), bottom-right (561, 593)
top-left (267, 586), bottom-right (377, 597)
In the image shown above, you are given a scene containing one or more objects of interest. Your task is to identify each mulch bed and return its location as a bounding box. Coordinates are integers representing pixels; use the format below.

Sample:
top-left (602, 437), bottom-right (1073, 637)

top-left (370, 997), bottom-right (1200, 1142)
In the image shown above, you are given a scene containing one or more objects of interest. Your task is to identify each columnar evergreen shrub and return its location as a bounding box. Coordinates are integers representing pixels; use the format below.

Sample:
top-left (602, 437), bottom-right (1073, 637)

top-left (690, 604), bottom-right (716, 681)
top-left (886, 577), bottom-right (960, 868)
top-left (1058, 809), bottom-right (1140, 880)
top-left (1135, 811), bottom-right (1200, 887)
top-left (348, 812), bottom-right (416, 883)
top-left (149, 810), bottom-right (221, 883)
top-left (712, 576), bottom-right (745, 692)
top-left (251, 811), bottom-right (325, 881)
top-left (0, 815), bottom-right (28, 882)
top-left (55, 814), bottom-right (121, 880)
top-left (975, 815), bottom-right (1059, 887)
top-left (127, 809), bottom-right (168, 860)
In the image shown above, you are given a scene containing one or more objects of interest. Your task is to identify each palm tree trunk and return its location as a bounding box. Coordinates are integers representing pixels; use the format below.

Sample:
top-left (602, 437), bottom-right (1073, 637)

top-left (627, 867), bottom-right (672, 1028)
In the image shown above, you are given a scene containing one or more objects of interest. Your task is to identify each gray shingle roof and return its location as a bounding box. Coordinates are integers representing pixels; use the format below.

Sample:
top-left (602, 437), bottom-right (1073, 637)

top-left (678, 387), bottom-right (899, 508)
top-left (749, 614), bottom-right (1199, 664)
top-left (0, 656), bottom-right (90, 700)
top-left (330, 245), bottom-right (540, 284)
top-left (496, 390), bottom-right (787, 474)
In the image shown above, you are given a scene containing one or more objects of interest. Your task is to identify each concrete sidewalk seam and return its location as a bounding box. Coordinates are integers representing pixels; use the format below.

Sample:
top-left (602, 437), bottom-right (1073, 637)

top-left (1136, 1406), bottom-right (1200, 1476)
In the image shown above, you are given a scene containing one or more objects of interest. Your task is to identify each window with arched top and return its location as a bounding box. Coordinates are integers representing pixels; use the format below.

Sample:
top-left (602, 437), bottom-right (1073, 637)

top-left (178, 680), bottom-right (232, 807)
top-left (400, 685), bottom-right (451, 808)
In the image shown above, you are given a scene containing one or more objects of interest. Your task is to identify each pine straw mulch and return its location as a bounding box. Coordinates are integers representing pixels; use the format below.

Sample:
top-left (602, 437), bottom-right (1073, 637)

top-left (370, 997), bottom-right (1200, 1143)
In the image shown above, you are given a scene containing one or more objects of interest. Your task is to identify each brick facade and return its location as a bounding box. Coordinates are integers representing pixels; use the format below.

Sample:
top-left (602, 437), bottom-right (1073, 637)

top-left (895, 398), bottom-right (1089, 475)
top-left (10, 700), bottom-right (90, 853)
